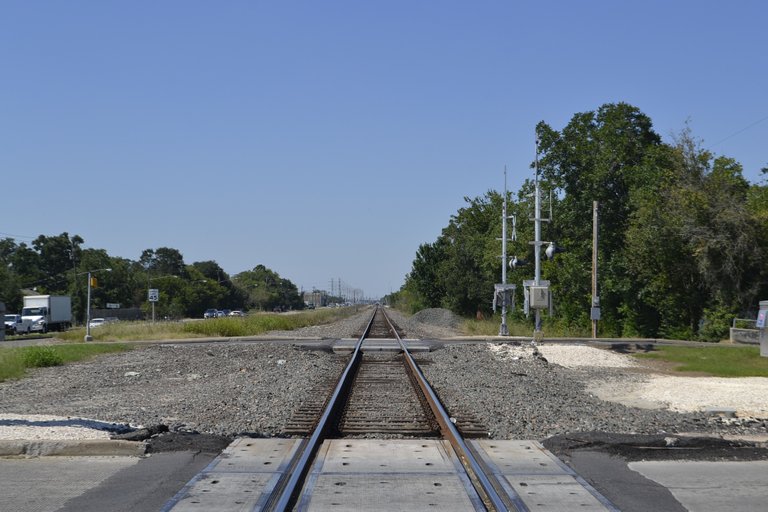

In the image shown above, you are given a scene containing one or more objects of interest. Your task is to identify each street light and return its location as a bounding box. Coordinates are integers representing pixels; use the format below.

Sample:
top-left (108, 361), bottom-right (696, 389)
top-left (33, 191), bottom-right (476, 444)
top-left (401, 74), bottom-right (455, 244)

top-left (81, 267), bottom-right (112, 342)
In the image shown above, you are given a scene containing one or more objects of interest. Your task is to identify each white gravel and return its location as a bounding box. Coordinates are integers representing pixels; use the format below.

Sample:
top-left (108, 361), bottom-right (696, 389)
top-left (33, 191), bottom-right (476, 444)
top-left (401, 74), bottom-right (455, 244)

top-left (0, 414), bottom-right (120, 440)
top-left (629, 376), bottom-right (768, 418)
top-left (497, 343), bottom-right (768, 419)
top-left (490, 343), bottom-right (640, 368)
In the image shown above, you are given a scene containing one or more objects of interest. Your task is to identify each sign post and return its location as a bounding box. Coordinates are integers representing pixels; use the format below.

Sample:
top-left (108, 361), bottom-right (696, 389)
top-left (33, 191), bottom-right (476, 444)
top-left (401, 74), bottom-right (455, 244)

top-left (148, 288), bottom-right (159, 322)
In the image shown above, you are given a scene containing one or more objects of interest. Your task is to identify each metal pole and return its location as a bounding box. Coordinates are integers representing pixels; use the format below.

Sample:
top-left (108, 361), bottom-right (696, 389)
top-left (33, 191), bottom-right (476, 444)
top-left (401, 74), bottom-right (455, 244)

top-left (84, 272), bottom-right (92, 342)
top-left (592, 201), bottom-right (599, 338)
top-left (534, 136), bottom-right (542, 334)
top-left (500, 167), bottom-right (509, 336)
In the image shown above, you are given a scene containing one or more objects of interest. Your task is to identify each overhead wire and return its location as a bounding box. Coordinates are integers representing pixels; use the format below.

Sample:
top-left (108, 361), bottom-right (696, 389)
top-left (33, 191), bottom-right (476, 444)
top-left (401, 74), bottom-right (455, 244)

top-left (711, 114), bottom-right (768, 147)
top-left (0, 231), bottom-right (37, 240)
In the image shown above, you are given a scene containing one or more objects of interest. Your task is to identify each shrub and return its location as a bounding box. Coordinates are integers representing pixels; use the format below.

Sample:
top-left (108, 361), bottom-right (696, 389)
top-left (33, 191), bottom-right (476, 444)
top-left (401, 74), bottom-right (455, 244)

top-left (22, 346), bottom-right (64, 368)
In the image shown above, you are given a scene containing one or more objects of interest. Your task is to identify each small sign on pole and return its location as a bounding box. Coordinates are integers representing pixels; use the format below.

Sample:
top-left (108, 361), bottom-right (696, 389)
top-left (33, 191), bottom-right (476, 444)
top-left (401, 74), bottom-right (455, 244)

top-left (106, 303), bottom-right (121, 309)
top-left (148, 289), bottom-right (159, 302)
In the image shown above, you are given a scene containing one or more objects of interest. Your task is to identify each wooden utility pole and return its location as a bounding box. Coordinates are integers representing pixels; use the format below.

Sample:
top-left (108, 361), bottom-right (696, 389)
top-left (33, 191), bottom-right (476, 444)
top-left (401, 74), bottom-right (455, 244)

top-left (591, 201), bottom-right (599, 338)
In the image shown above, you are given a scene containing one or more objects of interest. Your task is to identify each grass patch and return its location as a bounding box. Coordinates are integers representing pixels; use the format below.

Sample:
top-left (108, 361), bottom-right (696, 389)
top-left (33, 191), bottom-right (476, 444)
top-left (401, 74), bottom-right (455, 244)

top-left (636, 345), bottom-right (768, 377)
top-left (461, 315), bottom-right (592, 337)
top-left (0, 343), bottom-right (131, 382)
top-left (57, 307), bottom-right (364, 342)
top-left (183, 308), bottom-right (361, 337)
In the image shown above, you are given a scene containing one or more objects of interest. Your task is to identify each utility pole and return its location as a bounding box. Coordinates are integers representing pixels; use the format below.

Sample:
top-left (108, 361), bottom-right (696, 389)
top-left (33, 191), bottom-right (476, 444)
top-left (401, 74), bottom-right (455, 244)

top-left (591, 201), bottom-right (600, 338)
top-left (494, 167), bottom-right (516, 335)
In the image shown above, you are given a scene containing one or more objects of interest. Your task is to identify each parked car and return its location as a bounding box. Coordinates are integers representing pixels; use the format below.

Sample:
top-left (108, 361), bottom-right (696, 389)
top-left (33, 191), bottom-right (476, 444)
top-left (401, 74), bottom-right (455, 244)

top-left (88, 318), bottom-right (106, 328)
top-left (228, 310), bottom-right (245, 317)
top-left (4, 314), bottom-right (32, 335)
top-left (204, 309), bottom-right (218, 319)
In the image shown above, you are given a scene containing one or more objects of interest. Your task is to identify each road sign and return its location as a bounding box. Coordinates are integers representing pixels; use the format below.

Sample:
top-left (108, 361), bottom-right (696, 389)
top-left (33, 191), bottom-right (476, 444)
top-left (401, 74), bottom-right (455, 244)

top-left (148, 289), bottom-right (159, 302)
top-left (106, 303), bottom-right (120, 309)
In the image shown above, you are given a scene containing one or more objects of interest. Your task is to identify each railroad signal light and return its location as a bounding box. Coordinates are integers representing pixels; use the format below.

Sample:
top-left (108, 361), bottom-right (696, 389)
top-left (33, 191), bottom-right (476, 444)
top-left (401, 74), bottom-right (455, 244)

top-left (509, 256), bottom-right (529, 269)
top-left (545, 242), bottom-right (566, 260)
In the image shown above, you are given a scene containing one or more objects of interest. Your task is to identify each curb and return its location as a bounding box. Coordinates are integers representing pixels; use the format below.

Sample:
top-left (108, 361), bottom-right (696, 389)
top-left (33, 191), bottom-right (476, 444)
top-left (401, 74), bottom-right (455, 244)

top-left (0, 439), bottom-right (146, 457)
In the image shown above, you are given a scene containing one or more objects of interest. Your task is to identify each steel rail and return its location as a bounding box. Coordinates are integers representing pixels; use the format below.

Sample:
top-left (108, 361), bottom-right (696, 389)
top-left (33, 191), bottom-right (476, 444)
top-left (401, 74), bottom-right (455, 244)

top-left (380, 308), bottom-right (511, 512)
top-left (266, 307), bottom-right (378, 512)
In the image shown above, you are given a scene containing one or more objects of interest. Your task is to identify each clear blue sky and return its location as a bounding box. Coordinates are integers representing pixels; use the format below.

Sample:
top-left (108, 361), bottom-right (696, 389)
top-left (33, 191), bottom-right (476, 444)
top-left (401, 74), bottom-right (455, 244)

top-left (2, 1), bottom-right (766, 299)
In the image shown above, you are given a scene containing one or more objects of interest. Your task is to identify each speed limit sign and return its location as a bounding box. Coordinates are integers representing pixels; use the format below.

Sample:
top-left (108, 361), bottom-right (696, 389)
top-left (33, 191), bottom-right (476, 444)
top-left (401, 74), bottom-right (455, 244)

top-left (148, 288), bottom-right (159, 302)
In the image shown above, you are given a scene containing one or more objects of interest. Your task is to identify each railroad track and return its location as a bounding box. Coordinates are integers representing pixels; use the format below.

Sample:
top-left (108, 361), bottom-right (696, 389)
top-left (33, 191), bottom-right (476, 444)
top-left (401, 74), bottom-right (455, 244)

top-left (268, 306), bottom-right (511, 511)
top-left (163, 307), bottom-right (619, 512)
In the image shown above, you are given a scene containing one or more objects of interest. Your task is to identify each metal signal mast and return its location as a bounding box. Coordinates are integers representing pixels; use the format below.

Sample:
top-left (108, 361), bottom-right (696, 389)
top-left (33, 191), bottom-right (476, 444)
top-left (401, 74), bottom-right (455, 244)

top-left (493, 167), bottom-right (516, 335)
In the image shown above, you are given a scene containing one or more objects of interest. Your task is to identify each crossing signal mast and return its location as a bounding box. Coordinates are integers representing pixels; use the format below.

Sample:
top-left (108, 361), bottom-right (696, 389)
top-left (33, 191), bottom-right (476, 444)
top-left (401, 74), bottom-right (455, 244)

top-left (493, 167), bottom-right (516, 336)
top-left (494, 133), bottom-right (564, 339)
top-left (527, 134), bottom-right (551, 343)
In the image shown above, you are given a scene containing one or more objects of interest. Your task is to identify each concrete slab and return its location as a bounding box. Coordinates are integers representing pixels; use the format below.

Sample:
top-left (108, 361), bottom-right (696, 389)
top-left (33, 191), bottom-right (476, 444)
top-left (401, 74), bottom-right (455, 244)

top-left (318, 439), bottom-right (458, 473)
top-left (167, 473), bottom-right (274, 512)
top-left (630, 460), bottom-right (768, 512)
top-left (302, 474), bottom-right (479, 512)
top-left (505, 475), bottom-right (614, 511)
top-left (331, 338), bottom-right (431, 353)
top-left (298, 440), bottom-right (484, 511)
top-left (0, 439), bottom-right (145, 457)
top-left (473, 439), bottom-right (565, 475)
top-left (471, 439), bottom-right (617, 511)
top-left (163, 438), bottom-right (302, 512)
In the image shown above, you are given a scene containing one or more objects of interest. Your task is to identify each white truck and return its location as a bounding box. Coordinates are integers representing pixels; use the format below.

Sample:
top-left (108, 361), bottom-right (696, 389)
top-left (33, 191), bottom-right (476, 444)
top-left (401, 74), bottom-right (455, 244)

top-left (21, 295), bottom-right (72, 333)
top-left (4, 314), bottom-right (34, 335)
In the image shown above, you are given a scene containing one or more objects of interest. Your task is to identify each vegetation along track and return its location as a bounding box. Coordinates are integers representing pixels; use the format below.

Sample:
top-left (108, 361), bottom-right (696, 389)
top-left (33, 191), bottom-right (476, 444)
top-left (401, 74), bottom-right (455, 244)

top-left (269, 306), bottom-right (511, 511)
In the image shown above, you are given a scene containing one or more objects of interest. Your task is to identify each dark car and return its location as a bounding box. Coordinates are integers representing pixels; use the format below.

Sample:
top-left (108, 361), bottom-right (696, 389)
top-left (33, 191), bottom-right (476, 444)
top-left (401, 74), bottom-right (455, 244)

top-left (204, 309), bottom-right (218, 319)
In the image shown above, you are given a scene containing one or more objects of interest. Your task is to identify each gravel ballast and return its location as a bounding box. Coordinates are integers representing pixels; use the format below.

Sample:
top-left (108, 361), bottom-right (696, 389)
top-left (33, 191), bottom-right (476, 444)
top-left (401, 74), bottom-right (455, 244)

top-left (0, 307), bottom-right (766, 442)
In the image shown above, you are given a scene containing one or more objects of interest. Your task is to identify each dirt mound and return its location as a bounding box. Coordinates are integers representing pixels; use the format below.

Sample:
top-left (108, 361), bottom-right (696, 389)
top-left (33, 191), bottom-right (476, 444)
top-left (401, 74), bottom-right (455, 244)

top-left (410, 308), bottom-right (462, 329)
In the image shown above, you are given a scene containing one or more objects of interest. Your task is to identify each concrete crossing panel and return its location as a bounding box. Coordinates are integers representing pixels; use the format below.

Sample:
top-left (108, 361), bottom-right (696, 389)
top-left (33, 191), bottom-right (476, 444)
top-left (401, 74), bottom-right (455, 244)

top-left (298, 440), bottom-right (484, 511)
top-left (471, 439), bottom-right (617, 512)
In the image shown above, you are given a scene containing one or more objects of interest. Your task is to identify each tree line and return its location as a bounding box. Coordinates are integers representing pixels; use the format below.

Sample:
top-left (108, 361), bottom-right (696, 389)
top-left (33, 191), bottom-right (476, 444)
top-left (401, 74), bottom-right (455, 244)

top-left (389, 103), bottom-right (768, 341)
top-left (0, 236), bottom-right (304, 322)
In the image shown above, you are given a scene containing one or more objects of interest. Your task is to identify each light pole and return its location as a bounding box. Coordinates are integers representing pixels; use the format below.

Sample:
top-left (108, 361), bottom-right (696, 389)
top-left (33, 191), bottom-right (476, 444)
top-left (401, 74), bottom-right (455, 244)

top-left (82, 267), bottom-right (112, 342)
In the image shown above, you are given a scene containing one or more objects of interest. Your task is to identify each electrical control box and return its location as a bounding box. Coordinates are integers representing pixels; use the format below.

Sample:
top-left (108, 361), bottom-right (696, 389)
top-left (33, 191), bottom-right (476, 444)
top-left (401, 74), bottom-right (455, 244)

top-left (530, 286), bottom-right (550, 309)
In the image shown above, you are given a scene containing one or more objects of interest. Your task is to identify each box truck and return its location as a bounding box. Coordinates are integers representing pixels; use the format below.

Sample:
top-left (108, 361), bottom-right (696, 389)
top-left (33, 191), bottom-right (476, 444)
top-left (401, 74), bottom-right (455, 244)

top-left (21, 295), bottom-right (72, 333)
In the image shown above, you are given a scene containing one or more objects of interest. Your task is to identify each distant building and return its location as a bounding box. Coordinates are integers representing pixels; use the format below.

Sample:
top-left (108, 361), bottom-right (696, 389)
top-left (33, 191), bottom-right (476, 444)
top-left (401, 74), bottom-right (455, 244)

top-left (302, 290), bottom-right (327, 308)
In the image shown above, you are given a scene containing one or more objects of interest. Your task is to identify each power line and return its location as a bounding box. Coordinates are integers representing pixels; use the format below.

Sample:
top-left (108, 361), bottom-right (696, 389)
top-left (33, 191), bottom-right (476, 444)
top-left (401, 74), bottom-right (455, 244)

top-left (711, 114), bottom-right (768, 147)
top-left (0, 231), bottom-right (37, 240)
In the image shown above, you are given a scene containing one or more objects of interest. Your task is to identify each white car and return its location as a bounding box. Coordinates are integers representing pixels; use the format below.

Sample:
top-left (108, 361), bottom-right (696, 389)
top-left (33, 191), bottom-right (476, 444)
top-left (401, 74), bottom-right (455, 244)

top-left (88, 318), bottom-right (106, 328)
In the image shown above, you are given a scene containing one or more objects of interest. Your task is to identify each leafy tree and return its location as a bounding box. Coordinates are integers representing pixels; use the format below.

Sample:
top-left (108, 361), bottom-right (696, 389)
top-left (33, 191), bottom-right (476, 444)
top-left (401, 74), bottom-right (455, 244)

top-left (403, 192), bottom-right (504, 317)
top-left (31, 233), bottom-right (83, 293)
top-left (408, 240), bottom-right (448, 309)
top-left (233, 265), bottom-right (303, 311)
top-left (140, 247), bottom-right (188, 278)
top-left (535, 103), bottom-right (666, 335)
top-left (400, 103), bottom-right (767, 341)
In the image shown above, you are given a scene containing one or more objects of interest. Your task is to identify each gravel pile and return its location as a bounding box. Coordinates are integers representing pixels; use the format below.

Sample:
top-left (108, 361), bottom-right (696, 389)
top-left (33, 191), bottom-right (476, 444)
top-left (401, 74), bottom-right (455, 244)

top-left (420, 343), bottom-right (768, 439)
top-left (0, 343), bottom-right (346, 438)
top-left (1, 310), bottom-right (765, 442)
top-left (385, 308), bottom-right (463, 339)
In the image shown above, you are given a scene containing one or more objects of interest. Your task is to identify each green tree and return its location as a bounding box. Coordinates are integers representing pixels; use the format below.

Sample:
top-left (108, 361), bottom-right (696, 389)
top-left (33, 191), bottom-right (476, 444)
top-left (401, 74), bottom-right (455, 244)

top-left (536, 103), bottom-right (665, 335)
top-left (402, 192), bottom-right (504, 317)
top-left (233, 265), bottom-right (303, 311)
